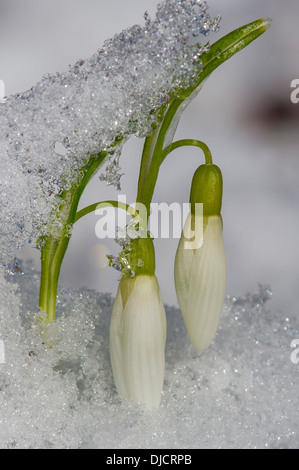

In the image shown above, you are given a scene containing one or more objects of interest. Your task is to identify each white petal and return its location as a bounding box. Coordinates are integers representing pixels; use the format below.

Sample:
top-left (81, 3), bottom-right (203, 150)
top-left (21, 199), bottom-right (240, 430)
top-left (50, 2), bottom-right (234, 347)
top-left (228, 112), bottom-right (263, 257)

top-left (109, 281), bottom-right (128, 399)
top-left (109, 275), bottom-right (166, 409)
top-left (174, 212), bottom-right (201, 310)
top-left (174, 232), bottom-right (193, 310)
top-left (186, 216), bottom-right (226, 351)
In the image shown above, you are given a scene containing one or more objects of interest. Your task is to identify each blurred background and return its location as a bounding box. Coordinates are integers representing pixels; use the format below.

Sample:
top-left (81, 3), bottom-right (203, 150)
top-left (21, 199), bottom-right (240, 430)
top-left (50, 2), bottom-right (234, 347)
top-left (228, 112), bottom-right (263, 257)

top-left (1, 0), bottom-right (299, 318)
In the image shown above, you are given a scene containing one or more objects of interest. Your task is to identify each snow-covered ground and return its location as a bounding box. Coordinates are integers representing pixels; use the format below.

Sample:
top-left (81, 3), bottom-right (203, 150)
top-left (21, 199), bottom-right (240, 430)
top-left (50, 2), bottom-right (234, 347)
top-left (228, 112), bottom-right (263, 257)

top-left (0, 265), bottom-right (298, 449)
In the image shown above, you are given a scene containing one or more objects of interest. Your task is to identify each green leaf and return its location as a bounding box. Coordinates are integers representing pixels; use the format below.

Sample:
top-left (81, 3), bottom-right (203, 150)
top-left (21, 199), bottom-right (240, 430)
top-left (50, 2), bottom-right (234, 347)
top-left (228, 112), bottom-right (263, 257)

top-left (165, 18), bottom-right (272, 141)
top-left (195, 17), bottom-right (271, 91)
top-left (175, 18), bottom-right (271, 105)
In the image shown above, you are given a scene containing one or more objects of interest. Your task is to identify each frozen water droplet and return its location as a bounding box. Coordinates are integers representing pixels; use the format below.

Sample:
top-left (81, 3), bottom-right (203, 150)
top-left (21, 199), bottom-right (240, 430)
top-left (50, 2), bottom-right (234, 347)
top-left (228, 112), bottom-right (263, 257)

top-left (14, 141), bottom-right (22, 151)
top-left (99, 150), bottom-right (124, 191)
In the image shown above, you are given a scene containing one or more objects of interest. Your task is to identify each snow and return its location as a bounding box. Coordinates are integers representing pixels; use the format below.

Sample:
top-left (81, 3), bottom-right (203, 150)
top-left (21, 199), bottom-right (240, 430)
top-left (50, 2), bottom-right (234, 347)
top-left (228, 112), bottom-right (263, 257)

top-left (0, 263), bottom-right (298, 449)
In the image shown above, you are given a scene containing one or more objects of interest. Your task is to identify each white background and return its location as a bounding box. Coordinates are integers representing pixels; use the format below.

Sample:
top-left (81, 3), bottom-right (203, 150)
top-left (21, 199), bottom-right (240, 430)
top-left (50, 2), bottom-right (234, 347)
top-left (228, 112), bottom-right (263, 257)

top-left (1, 0), bottom-right (299, 317)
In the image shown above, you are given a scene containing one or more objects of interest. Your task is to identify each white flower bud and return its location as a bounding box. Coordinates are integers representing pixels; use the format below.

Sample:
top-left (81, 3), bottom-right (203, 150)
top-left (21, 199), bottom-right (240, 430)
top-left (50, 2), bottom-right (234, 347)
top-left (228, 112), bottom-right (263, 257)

top-left (174, 213), bottom-right (226, 352)
top-left (109, 274), bottom-right (166, 409)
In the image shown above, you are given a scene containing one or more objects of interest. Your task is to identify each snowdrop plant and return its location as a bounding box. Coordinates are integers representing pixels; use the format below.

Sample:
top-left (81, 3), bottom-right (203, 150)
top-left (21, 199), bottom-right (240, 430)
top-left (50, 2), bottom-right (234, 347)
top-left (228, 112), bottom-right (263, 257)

top-left (0, 1), bottom-right (270, 409)
top-left (43, 18), bottom-right (270, 407)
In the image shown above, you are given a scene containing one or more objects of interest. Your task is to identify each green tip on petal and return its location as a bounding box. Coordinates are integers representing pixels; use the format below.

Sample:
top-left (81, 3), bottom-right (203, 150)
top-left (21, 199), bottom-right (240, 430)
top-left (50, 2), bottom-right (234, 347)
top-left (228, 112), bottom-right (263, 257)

top-left (190, 164), bottom-right (223, 217)
top-left (123, 237), bottom-right (156, 278)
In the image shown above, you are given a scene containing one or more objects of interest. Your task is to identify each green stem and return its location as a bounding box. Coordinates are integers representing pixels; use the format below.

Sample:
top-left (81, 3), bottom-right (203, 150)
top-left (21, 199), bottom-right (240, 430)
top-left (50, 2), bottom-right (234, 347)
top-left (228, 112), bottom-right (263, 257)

top-left (74, 200), bottom-right (137, 223)
top-left (39, 232), bottom-right (70, 323)
top-left (161, 139), bottom-right (213, 165)
top-left (39, 151), bottom-right (108, 322)
top-left (136, 98), bottom-right (183, 217)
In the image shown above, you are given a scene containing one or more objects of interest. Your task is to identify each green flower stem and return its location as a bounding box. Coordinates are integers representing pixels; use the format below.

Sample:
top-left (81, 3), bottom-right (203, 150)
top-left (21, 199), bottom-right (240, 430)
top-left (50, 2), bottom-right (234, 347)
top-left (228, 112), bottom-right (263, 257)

top-left (161, 139), bottom-right (213, 165)
top-left (39, 230), bottom-right (70, 323)
top-left (136, 98), bottom-right (184, 218)
top-left (39, 151), bottom-right (108, 322)
top-left (74, 200), bottom-right (137, 223)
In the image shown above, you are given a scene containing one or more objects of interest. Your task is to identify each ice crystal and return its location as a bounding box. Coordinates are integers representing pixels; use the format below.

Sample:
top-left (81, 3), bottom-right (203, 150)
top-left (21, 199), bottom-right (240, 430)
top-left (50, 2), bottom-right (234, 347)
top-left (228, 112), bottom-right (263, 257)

top-left (0, 0), bottom-right (220, 264)
top-left (106, 214), bottom-right (150, 277)
top-left (99, 148), bottom-right (124, 191)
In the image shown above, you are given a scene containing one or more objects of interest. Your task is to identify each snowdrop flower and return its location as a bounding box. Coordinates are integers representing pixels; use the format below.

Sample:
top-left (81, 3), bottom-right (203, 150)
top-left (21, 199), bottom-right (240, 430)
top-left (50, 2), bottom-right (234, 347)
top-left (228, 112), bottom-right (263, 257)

top-left (109, 238), bottom-right (166, 409)
top-left (174, 163), bottom-right (226, 352)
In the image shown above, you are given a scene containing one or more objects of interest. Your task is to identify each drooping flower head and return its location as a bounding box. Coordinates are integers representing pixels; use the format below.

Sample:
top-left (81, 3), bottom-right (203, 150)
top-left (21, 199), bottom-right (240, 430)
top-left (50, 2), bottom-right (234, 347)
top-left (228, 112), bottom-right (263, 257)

top-left (175, 162), bottom-right (226, 351)
top-left (109, 237), bottom-right (166, 409)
